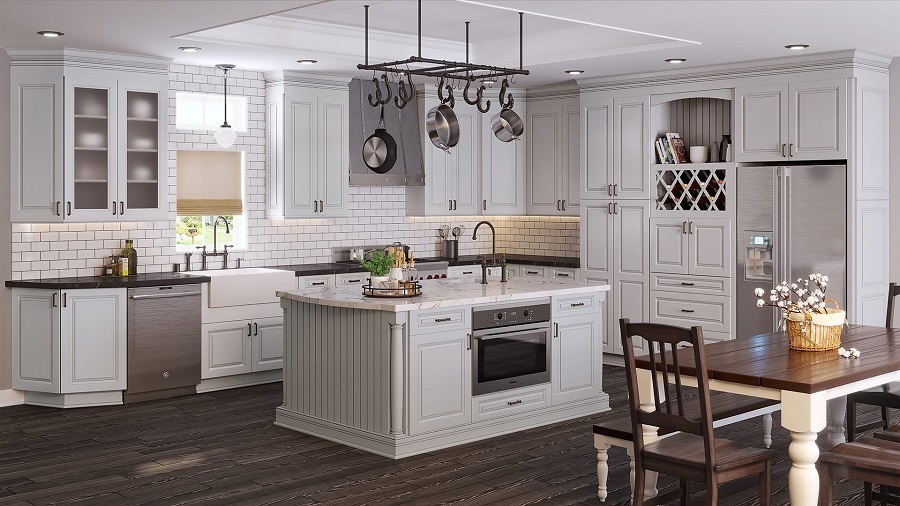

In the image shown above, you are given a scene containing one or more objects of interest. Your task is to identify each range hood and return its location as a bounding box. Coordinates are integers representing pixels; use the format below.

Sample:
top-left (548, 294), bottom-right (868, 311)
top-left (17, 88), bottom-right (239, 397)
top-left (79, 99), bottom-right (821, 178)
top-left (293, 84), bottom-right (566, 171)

top-left (349, 78), bottom-right (425, 186)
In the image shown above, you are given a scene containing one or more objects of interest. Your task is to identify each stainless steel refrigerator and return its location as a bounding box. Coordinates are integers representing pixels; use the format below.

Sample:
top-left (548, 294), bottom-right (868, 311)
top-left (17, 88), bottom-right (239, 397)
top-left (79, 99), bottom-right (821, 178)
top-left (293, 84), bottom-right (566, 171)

top-left (736, 164), bottom-right (846, 338)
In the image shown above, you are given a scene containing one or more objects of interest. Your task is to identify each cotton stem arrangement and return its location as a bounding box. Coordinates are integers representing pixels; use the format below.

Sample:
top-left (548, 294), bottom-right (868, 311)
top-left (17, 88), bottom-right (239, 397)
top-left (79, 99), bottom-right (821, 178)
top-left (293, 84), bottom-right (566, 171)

top-left (754, 273), bottom-right (830, 315)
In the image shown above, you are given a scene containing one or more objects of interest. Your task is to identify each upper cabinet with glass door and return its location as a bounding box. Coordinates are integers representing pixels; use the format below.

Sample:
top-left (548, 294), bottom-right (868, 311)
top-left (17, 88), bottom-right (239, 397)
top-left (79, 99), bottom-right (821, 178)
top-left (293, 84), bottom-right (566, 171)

top-left (8, 49), bottom-right (170, 222)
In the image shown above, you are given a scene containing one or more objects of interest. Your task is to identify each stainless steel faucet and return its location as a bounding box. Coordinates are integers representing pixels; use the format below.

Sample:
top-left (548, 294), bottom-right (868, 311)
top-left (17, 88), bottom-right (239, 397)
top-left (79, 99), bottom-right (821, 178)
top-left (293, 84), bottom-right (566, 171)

top-left (473, 221), bottom-right (507, 284)
top-left (196, 216), bottom-right (233, 270)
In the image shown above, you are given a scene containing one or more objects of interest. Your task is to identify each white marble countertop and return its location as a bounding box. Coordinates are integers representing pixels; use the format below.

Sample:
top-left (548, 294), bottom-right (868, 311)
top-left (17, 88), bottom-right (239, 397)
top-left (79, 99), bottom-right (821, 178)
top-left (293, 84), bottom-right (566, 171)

top-left (277, 278), bottom-right (610, 312)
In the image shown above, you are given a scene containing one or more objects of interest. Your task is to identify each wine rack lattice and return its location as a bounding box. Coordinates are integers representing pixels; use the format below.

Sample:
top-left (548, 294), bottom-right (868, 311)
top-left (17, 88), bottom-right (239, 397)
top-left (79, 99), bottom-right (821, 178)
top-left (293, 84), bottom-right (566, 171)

top-left (656, 168), bottom-right (726, 211)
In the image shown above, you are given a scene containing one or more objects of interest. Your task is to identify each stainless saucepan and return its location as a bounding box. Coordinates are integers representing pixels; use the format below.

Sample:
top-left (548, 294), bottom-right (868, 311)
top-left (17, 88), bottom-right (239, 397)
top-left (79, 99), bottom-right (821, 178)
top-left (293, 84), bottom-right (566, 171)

top-left (490, 95), bottom-right (524, 142)
top-left (426, 77), bottom-right (460, 151)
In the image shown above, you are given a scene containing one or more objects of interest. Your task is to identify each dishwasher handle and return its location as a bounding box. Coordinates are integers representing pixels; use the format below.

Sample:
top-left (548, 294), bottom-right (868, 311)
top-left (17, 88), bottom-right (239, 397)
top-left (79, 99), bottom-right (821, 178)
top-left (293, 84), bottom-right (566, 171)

top-left (129, 291), bottom-right (201, 300)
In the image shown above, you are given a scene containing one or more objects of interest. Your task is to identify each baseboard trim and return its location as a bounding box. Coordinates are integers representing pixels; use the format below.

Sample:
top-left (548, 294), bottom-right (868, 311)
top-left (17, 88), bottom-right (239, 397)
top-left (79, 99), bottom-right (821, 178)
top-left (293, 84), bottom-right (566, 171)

top-left (0, 389), bottom-right (24, 407)
top-left (197, 370), bottom-right (282, 393)
top-left (603, 354), bottom-right (625, 367)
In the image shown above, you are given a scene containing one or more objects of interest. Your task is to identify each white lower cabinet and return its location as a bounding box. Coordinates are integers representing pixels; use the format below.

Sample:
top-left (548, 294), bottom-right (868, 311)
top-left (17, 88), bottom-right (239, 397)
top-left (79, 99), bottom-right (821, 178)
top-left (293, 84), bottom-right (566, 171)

top-left (551, 311), bottom-right (603, 405)
top-left (520, 265), bottom-right (548, 278)
top-left (334, 272), bottom-right (367, 286)
top-left (549, 267), bottom-right (577, 281)
top-left (12, 288), bottom-right (127, 394)
top-left (202, 317), bottom-right (283, 379)
top-left (252, 317), bottom-right (284, 372)
top-left (408, 329), bottom-right (472, 435)
top-left (472, 384), bottom-right (550, 422)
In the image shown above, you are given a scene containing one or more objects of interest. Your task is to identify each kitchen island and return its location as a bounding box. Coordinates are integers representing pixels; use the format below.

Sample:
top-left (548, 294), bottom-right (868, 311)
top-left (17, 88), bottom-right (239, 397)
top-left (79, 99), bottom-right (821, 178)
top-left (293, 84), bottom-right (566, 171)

top-left (275, 278), bottom-right (610, 459)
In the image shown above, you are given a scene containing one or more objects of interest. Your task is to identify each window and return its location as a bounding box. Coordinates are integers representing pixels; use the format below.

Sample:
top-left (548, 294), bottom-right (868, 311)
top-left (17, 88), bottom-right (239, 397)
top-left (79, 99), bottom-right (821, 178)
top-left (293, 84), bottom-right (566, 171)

top-left (176, 215), bottom-right (246, 251)
top-left (175, 92), bottom-right (248, 132)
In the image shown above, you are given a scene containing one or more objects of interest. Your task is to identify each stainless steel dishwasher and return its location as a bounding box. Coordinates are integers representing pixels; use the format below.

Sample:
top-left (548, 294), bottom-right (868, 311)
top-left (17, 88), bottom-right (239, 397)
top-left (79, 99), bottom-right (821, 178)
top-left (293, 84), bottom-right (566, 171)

top-left (124, 284), bottom-right (202, 403)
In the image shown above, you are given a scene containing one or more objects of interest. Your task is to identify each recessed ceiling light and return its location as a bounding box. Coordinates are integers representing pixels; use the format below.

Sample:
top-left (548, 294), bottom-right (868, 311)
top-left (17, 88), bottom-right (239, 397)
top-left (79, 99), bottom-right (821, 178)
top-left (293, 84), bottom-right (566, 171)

top-left (297, 59), bottom-right (318, 65)
top-left (37, 31), bottom-right (64, 37)
top-left (665, 58), bottom-right (687, 63)
top-left (178, 46), bottom-right (202, 53)
top-left (785, 44), bottom-right (809, 50)
top-left (565, 70), bottom-right (584, 75)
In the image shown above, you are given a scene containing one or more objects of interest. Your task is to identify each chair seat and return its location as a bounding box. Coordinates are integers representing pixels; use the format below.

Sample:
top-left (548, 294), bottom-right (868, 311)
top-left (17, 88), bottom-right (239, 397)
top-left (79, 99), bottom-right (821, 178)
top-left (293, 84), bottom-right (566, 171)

top-left (821, 436), bottom-right (900, 478)
top-left (873, 424), bottom-right (900, 444)
top-left (593, 390), bottom-right (778, 441)
top-left (643, 432), bottom-right (773, 473)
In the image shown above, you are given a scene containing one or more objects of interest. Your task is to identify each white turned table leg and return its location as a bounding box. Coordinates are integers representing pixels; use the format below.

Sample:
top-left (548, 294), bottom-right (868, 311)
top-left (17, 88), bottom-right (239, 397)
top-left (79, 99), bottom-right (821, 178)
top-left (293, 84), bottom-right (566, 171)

top-left (825, 395), bottom-right (847, 448)
top-left (789, 431), bottom-right (820, 506)
top-left (389, 322), bottom-right (404, 435)
top-left (596, 442), bottom-right (610, 502)
top-left (763, 413), bottom-right (773, 448)
top-left (633, 369), bottom-right (661, 499)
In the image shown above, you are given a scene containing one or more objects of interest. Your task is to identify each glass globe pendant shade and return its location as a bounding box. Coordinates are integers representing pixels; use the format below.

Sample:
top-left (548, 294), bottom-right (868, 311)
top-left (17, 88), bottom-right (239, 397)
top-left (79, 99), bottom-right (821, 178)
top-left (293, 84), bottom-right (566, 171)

top-left (214, 124), bottom-right (237, 149)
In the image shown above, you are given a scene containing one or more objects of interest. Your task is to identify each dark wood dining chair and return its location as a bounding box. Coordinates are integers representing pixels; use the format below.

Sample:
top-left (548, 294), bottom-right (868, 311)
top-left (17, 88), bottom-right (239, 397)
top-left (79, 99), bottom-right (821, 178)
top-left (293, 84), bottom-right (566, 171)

top-left (846, 282), bottom-right (900, 441)
top-left (620, 318), bottom-right (773, 505)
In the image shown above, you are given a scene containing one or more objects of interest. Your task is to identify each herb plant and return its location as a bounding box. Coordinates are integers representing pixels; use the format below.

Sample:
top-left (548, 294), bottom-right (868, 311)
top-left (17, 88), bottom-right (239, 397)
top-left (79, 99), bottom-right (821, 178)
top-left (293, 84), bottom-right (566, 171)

top-left (359, 250), bottom-right (397, 277)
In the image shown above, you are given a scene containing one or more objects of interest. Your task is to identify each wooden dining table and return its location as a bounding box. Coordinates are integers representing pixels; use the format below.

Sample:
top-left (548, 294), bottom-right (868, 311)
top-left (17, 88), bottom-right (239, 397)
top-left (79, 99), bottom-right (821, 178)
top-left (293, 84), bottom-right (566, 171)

top-left (634, 325), bottom-right (900, 506)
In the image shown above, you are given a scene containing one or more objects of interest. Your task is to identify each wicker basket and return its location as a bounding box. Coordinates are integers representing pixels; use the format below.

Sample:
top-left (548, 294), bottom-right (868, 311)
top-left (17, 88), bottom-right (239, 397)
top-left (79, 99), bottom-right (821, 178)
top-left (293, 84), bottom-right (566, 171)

top-left (785, 299), bottom-right (845, 351)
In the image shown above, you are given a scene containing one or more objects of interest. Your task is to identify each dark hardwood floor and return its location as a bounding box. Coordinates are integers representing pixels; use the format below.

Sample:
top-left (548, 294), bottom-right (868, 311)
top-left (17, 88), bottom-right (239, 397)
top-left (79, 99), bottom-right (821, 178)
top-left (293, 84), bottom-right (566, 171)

top-left (0, 366), bottom-right (881, 505)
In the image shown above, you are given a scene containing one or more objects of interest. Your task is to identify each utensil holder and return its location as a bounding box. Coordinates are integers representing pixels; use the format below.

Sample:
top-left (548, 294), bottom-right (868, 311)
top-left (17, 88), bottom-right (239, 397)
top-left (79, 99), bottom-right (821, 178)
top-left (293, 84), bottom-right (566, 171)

top-left (442, 239), bottom-right (458, 260)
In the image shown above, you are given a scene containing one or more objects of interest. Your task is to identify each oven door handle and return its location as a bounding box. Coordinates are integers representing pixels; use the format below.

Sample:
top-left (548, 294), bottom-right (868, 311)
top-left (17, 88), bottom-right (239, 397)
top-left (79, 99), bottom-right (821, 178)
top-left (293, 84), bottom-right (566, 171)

top-left (472, 324), bottom-right (551, 340)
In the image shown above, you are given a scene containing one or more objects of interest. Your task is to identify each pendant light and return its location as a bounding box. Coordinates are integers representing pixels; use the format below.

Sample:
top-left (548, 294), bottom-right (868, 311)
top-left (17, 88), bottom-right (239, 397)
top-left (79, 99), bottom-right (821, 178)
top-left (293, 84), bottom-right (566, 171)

top-left (214, 64), bottom-right (237, 149)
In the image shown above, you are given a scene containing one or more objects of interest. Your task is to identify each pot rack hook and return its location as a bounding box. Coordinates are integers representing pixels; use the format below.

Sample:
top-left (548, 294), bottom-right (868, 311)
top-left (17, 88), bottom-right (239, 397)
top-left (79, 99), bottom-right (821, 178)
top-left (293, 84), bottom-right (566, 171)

top-left (395, 70), bottom-right (415, 110)
top-left (498, 78), bottom-right (513, 109)
top-left (367, 76), bottom-right (381, 107)
top-left (463, 75), bottom-right (490, 113)
top-left (437, 74), bottom-right (448, 103)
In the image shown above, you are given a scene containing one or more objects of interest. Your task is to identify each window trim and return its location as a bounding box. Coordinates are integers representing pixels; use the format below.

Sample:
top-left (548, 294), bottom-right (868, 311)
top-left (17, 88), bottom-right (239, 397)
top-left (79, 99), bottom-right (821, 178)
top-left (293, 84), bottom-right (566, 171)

top-left (175, 91), bottom-right (249, 133)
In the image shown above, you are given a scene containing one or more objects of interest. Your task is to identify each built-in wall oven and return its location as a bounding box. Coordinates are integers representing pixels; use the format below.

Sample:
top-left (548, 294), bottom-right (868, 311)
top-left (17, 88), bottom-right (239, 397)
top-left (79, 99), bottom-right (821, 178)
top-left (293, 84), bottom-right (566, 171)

top-left (471, 301), bottom-right (552, 396)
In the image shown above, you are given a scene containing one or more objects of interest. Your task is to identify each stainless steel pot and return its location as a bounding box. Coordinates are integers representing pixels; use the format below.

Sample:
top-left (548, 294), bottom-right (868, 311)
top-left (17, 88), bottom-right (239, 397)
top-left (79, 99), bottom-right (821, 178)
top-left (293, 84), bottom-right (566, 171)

top-left (427, 79), bottom-right (460, 151)
top-left (491, 107), bottom-right (524, 142)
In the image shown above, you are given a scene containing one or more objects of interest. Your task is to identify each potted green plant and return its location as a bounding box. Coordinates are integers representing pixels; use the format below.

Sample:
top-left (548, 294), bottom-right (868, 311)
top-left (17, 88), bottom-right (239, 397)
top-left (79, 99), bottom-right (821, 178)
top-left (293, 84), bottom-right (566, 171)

top-left (359, 249), bottom-right (397, 289)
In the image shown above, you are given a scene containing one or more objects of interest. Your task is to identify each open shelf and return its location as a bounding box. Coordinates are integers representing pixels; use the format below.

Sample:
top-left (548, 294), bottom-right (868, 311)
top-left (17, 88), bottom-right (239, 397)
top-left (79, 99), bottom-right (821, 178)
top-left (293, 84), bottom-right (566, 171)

top-left (651, 96), bottom-right (732, 164)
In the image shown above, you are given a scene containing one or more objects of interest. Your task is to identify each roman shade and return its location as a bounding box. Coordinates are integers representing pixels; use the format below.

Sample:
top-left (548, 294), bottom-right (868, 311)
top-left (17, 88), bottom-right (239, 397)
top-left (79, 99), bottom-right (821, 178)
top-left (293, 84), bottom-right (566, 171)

top-left (176, 150), bottom-right (243, 215)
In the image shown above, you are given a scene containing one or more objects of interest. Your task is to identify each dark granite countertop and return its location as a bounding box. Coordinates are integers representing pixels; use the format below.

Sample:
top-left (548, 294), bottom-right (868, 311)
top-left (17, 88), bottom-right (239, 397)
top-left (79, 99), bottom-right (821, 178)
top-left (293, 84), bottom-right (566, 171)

top-left (5, 272), bottom-right (211, 289)
top-left (274, 254), bottom-right (579, 277)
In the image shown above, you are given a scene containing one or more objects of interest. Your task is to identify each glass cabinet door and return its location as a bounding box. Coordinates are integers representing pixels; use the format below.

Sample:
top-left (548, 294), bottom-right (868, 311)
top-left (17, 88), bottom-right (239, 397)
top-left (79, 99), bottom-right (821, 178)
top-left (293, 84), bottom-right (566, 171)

top-left (65, 73), bottom-right (118, 221)
top-left (117, 75), bottom-right (167, 221)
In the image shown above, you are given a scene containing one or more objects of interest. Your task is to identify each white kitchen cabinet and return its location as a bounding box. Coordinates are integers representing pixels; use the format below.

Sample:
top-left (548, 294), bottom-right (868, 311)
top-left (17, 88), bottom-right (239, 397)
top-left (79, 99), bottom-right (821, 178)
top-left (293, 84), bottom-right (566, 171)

top-left (8, 49), bottom-right (169, 222)
top-left (551, 312), bottom-right (603, 405)
top-left (520, 265), bottom-right (548, 278)
top-left (12, 288), bottom-right (126, 394)
top-left (735, 79), bottom-right (846, 162)
top-left (265, 72), bottom-right (350, 219)
top-left (334, 272), bottom-right (367, 286)
top-left (298, 274), bottom-right (335, 289)
top-left (650, 217), bottom-right (732, 278)
top-left (548, 267), bottom-right (578, 281)
top-left (406, 94), bottom-right (479, 216)
top-left (581, 200), bottom-right (650, 355)
top-left (252, 317), bottom-right (284, 372)
top-left (526, 96), bottom-right (580, 215)
top-left (408, 329), bottom-right (472, 435)
top-left (202, 320), bottom-right (253, 379)
top-left (613, 96), bottom-right (651, 200)
top-left (481, 91), bottom-right (526, 215)
top-left (650, 290), bottom-right (731, 335)
top-left (447, 265), bottom-right (480, 278)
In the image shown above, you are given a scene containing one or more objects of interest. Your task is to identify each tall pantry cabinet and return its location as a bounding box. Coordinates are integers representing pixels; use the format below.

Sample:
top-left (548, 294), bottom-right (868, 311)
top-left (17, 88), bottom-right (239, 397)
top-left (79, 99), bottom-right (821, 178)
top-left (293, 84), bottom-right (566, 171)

top-left (8, 49), bottom-right (170, 222)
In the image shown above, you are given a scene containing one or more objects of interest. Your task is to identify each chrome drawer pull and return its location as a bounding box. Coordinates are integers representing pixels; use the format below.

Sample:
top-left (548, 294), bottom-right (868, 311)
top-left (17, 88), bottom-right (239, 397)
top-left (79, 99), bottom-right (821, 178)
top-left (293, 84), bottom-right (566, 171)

top-left (347, 279), bottom-right (361, 283)
top-left (507, 400), bottom-right (522, 406)
top-left (681, 282), bottom-right (695, 286)
top-left (681, 309), bottom-right (695, 313)
top-left (129, 291), bottom-right (201, 300)
top-left (570, 302), bottom-right (585, 307)
top-left (310, 282), bottom-right (325, 286)
top-left (434, 317), bottom-right (452, 323)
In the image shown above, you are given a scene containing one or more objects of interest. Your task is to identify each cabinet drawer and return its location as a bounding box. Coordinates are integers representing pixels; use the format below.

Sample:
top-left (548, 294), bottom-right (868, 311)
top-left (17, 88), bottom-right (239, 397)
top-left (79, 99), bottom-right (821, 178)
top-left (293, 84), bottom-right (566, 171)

top-left (298, 275), bottom-right (334, 289)
top-left (472, 384), bottom-right (551, 422)
top-left (553, 293), bottom-right (597, 316)
top-left (410, 307), bottom-right (470, 334)
top-left (447, 265), bottom-right (479, 278)
top-left (334, 272), bottom-right (367, 286)
top-left (651, 274), bottom-right (730, 296)
top-left (650, 291), bottom-right (731, 333)
top-left (519, 265), bottom-right (547, 278)
top-left (549, 267), bottom-right (578, 281)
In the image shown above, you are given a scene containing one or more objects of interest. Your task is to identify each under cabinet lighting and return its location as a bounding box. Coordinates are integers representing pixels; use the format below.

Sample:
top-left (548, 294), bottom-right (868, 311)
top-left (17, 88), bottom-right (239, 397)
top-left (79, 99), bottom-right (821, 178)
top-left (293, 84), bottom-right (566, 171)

top-left (37, 31), bottom-right (64, 37)
top-left (178, 46), bottom-right (202, 52)
top-left (785, 44), bottom-right (809, 50)
top-left (665, 58), bottom-right (687, 63)
top-left (297, 59), bottom-right (318, 65)
top-left (565, 70), bottom-right (584, 75)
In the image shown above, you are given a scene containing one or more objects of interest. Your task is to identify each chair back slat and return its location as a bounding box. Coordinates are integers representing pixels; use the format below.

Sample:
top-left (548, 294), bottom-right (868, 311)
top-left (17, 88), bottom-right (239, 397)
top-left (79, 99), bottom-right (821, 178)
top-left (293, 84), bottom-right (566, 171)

top-left (887, 282), bottom-right (900, 328)
top-left (619, 318), bottom-right (718, 473)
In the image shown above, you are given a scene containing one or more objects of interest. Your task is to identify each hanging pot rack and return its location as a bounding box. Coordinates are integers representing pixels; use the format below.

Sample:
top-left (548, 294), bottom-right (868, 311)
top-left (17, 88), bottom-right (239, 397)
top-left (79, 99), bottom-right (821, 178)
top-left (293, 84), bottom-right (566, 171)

top-left (357, 0), bottom-right (529, 114)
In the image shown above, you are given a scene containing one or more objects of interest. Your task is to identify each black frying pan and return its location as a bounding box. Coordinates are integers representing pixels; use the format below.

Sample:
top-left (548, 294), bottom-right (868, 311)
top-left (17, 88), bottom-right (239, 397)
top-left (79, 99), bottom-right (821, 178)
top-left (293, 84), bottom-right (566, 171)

top-left (363, 106), bottom-right (397, 174)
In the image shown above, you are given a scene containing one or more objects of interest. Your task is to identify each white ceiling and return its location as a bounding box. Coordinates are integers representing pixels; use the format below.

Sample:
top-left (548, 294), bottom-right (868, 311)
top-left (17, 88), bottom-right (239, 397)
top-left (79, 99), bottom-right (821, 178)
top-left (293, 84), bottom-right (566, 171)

top-left (2, 1), bottom-right (899, 86)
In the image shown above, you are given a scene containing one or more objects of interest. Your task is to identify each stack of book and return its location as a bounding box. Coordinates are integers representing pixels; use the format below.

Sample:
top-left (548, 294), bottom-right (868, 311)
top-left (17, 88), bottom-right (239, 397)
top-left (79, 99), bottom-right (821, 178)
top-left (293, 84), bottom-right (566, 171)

top-left (655, 133), bottom-right (689, 164)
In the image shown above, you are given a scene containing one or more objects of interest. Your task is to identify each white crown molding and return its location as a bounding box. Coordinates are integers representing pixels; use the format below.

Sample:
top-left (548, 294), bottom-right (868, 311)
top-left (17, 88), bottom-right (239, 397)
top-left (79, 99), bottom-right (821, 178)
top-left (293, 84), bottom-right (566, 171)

top-left (577, 49), bottom-right (892, 92)
top-left (524, 81), bottom-right (579, 100)
top-left (5, 48), bottom-right (172, 74)
top-left (264, 70), bottom-right (352, 90)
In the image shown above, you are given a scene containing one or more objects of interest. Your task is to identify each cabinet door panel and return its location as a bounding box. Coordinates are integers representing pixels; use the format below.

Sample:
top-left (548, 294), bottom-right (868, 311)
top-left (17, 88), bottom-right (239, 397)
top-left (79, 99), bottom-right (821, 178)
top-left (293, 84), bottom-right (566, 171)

top-left (651, 291), bottom-right (731, 334)
top-left (253, 317), bottom-right (284, 372)
top-left (789, 79), bottom-right (846, 160)
top-left (582, 97), bottom-right (613, 200)
top-left (562, 105), bottom-right (581, 214)
top-left (582, 277), bottom-right (615, 354)
top-left (117, 73), bottom-right (168, 221)
top-left (689, 219), bottom-right (732, 277)
top-left (735, 84), bottom-right (788, 162)
top-left (408, 331), bottom-right (471, 435)
top-left (581, 202), bottom-right (614, 281)
top-left (318, 91), bottom-right (350, 217)
top-left (12, 289), bottom-right (60, 392)
top-left (614, 96), bottom-right (650, 199)
top-left (10, 68), bottom-right (65, 222)
top-left (59, 288), bottom-right (126, 393)
top-left (202, 321), bottom-right (252, 379)
top-left (481, 94), bottom-right (525, 214)
top-left (453, 110), bottom-right (479, 214)
top-left (856, 80), bottom-right (889, 200)
top-left (615, 201), bottom-right (650, 277)
top-left (616, 278), bottom-right (649, 355)
top-left (66, 70), bottom-right (119, 222)
top-left (650, 218), bottom-right (689, 274)
top-left (284, 94), bottom-right (317, 217)
top-left (526, 109), bottom-right (562, 214)
top-left (552, 313), bottom-right (602, 405)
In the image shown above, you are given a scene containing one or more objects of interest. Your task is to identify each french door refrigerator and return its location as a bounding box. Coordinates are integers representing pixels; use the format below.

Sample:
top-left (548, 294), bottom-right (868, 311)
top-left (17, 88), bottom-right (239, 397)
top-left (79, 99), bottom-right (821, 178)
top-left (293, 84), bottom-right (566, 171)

top-left (736, 164), bottom-right (846, 339)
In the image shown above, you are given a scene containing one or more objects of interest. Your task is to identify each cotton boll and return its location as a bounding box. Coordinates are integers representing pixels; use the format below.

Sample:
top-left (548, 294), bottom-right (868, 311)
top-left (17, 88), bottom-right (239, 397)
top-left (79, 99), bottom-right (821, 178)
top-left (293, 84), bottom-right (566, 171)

top-left (770, 295), bottom-right (778, 302)
top-left (754, 288), bottom-right (765, 297)
top-left (822, 276), bottom-right (829, 282)
top-left (756, 299), bottom-right (765, 307)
